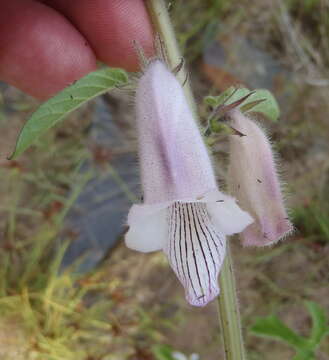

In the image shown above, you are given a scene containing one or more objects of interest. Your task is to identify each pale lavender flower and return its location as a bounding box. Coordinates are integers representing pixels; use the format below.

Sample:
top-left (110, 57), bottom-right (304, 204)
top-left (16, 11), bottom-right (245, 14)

top-left (228, 109), bottom-right (293, 247)
top-left (125, 60), bottom-right (253, 307)
top-left (172, 351), bottom-right (200, 360)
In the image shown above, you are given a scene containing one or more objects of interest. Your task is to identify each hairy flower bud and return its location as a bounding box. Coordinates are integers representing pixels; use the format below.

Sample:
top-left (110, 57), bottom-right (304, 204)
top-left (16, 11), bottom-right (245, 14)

top-left (228, 110), bottom-right (293, 246)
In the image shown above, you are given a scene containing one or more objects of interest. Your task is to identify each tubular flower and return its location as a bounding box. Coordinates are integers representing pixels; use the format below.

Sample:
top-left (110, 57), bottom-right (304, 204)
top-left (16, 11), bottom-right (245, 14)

top-left (228, 109), bottom-right (293, 247)
top-left (125, 60), bottom-right (253, 307)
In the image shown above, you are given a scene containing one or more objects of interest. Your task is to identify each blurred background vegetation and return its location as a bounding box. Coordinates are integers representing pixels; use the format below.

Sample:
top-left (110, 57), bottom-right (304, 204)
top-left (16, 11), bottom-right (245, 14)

top-left (0, 0), bottom-right (329, 359)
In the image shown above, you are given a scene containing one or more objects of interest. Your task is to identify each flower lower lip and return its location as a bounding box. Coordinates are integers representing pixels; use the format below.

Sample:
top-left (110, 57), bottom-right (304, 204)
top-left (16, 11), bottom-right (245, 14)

top-left (164, 201), bottom-right (225, 307)
top-left (125, 190), bottom-right (253, 307)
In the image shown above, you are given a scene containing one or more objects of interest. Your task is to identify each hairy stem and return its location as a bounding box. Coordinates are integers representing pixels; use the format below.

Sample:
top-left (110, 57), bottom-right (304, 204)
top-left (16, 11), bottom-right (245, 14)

top-left (145, 1), bottom-right (246, 359)
top-left (145, 0), bottom-right (196, 113)
top-left (218, 242), bottom-right (246, 360)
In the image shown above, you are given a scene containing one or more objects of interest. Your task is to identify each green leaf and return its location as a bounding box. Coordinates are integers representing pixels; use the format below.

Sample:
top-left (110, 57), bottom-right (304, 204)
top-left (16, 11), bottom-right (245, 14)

top-left (204, 95), bottom-right (220, 107)
top-left (306, 301), bottom-right (329, 346)
top-left (204, 87), bottom-right (249, 108)
top-left (251, 303), bottom-right (329, 359)
top-left (239, 99), bottom-right (266, 113)
top-left (293, 350), bottom-right (316, 360)
top-left (250, 315), bottom-right (309, 350)
top-left (209, 120), bottom-right (231, 134)
top-left (245, 89), bottom-right (280, 122)
top-left (221, 87), bottom-right (250, 106)
top-left (9, 67), bottom-right (128, 159)
top-left (204, 86), bottom-right (280, 122)
top-left (152, 344), bottom-right (175, 360)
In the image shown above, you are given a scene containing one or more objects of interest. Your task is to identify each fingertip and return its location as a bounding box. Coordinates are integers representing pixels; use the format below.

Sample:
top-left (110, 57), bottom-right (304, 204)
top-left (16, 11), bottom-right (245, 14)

top-left (45, 0), bottom-right (155, 71)
top-left (0, 0), bottom-right (97, 99)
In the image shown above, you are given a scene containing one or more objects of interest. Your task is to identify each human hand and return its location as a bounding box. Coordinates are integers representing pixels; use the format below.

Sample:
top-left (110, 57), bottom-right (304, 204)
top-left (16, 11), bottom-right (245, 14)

top-left (0, 0), bottom-right (154, 99)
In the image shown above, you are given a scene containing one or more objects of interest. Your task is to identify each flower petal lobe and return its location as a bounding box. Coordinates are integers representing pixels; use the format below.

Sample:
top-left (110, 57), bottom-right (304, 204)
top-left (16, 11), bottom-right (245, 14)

top-left (125, 205), bottom-right (167, 252)
top-left (164, 202), bottom-right (226, 307)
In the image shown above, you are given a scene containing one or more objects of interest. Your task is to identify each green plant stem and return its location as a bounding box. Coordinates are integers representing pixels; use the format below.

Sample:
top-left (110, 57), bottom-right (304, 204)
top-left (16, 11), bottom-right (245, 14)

top-left (145, 1), bottom-right (246, 359)
top-left (218, 242), bottom-right (246, 360)
top-left (145, 0), bottom-right (196, 113)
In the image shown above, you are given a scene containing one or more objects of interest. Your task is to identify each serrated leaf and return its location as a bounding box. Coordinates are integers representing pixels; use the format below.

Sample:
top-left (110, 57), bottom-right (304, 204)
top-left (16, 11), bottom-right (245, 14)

top-left (306, 301), bottom-right (329, 346)
top-left (250, 315), bottom-right (309, 350)
top-left (9, 67), bottom-right (128, 159)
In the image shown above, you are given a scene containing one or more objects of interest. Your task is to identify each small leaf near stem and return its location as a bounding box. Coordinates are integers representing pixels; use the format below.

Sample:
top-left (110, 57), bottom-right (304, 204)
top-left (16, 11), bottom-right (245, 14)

top-left (204, 86), bottom-right (280, 136)
top-left (9, 67), bottom-right (128, 159)
top-left (205, 93), bottom-right (254, 136)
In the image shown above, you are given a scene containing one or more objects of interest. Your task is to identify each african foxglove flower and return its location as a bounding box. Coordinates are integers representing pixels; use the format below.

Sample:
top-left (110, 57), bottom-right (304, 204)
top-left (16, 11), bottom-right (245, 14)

top-left (125, 60), bottom-right (253, 306)
top-left (228, 109), bottom-right (293, 246)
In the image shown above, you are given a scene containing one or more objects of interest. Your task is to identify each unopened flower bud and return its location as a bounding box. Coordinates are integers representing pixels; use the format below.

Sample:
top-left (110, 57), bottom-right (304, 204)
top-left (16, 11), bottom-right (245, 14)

top-left (228, 110), bottom-right (293, 246)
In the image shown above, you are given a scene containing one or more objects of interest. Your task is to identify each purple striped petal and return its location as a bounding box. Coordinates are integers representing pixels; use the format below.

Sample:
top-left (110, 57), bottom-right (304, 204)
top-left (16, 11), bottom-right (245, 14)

top-left (164, 202), bottom-right (226, 307)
